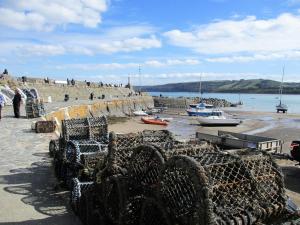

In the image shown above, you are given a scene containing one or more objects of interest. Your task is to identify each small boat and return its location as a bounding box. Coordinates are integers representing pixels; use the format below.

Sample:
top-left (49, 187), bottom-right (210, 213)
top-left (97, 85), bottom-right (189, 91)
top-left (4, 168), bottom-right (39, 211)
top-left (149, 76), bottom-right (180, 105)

top-left (276, 67), bottom-right (288, 113)
top-left (189, 102), bottom-right (213, 109)
top-left (146, 116), bottom-right (173, 122)
top-left (197, 111), bottom-right (241, 126)
top-left (141, 117), bottom-right (168, 126)
top-left (133, 110), bottom-right (148, 116)
top-left (187, 102), bottom-right (223, 116)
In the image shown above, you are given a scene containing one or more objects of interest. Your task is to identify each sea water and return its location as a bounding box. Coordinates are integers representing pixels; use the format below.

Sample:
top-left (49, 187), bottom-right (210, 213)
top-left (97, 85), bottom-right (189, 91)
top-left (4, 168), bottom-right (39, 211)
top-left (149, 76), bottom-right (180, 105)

top-left (149, 92), bottom-right (300, 114)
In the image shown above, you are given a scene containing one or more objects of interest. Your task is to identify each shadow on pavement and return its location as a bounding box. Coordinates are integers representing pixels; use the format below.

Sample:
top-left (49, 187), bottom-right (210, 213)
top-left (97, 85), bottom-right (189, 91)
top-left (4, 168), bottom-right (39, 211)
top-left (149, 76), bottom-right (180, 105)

top-left (0, 215), bottom-right (80, 225)
top-left (0, 156), bottom-right (81, 225)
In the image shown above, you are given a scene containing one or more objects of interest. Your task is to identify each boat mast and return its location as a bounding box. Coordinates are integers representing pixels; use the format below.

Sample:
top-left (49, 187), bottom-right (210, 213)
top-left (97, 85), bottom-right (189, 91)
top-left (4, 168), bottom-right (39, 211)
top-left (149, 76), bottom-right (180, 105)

top-left (279, 66), bottom-right (285, 105)
top-left (138, 64), bottom-right (142, 92)
top-left (198, 74), bottom-right (202, 102)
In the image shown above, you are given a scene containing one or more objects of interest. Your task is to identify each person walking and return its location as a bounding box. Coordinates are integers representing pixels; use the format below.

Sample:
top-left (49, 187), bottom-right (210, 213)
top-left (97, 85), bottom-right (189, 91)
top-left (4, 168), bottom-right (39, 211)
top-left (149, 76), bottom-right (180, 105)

top-left (13, 89), bottom-right (22, 118)
top-left (0, 93), bottom-right (5, 120)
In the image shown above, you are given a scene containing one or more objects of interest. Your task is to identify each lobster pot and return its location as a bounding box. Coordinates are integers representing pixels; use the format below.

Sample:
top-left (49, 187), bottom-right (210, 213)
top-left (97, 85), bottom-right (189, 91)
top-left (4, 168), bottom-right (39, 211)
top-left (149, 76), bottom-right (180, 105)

top-left (128, 143), bottom-right (219, 196)
top-left (61, 116), bottom-right (108, 142)
top-left (105, 130), bottom-right (177, 177)
top-left (70, 178), bottom-right (94, 214)
top-left (159, 151), bottom-right (286, 225)
top-left (140, 198), bottom-right (171, 225)
top-left (62, 118), bottom-right (90, 141)
top-left (128, 145), bottom-right (165, 194)
top-left (49, 139), bottom-right (59, 157)
top-left (104, 132), bottom-right (143, 177)
top-left (35, 121), bottom-right (56, 133)
top-left (80, 151), bottom-right (108, 180)
top-left (66, 140), bottom-right (105, 166)
top-left (142, 130), bottom-right (175, 148)
top-left (89, 116), bottom-right (108, 144)
top-left (25, 99), bottom-right (45, 118)
top-left (165, 141), bottom-right (219, 157)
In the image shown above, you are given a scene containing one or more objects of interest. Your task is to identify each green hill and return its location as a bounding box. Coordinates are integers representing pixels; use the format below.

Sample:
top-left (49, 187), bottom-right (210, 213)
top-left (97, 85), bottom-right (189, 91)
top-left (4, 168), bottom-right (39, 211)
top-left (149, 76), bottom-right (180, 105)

top-left (138, 79), bottom-right (300, 94)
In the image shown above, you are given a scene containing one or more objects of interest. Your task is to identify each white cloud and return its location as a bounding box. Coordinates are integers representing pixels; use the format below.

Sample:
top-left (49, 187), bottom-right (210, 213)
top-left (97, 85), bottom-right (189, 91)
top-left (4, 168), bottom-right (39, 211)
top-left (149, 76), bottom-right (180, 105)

top-left (57, 58), bottom-right (201, 70)
top-left (0, 34), bottom-right (161, 56)
top-left (93, 36), bottom-right (161, 53)
top-left (206, 50), bottom-right (300, 63)
top-left (18, 44), bottom-right (66, 56)
top-left (164, 12), bottom-right (300, 56)
top-left (0, 0), bottom-right (108, 31)
top-left (144, 59), bottom-right (200, 67)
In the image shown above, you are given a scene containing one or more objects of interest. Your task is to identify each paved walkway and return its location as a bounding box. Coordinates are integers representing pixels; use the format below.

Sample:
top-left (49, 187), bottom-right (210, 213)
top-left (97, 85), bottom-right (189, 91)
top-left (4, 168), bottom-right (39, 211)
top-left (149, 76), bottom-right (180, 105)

top-left (0, 106), bottom-right (81, 225)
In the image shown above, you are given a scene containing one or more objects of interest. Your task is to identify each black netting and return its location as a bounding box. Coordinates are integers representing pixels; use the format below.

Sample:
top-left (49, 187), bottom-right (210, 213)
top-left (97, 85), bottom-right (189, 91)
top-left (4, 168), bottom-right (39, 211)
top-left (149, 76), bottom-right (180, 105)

top-left (61, 116), bottom-right (108, 143)
top-left (140, 198), bottom-right (171, 225)
top-left (159, 151), bottom-right (287, 225)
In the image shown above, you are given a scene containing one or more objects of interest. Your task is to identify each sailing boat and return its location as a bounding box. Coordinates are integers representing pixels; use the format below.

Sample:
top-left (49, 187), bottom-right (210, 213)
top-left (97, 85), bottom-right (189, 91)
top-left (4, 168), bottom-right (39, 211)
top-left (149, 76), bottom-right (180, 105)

top-left (276, 67), bottom-right (288, 113)
top-left (186, 75), bottom-right (221, 116)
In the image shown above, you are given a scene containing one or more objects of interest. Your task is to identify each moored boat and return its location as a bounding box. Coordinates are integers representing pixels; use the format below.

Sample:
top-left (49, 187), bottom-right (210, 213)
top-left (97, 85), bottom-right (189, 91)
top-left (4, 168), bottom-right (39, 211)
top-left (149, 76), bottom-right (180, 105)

top-left (187, 102), bottom-right (223, 117)
top-left (141, 117), bottom-right (168, 126)
top-left (133, 110), bottom-right (148, 116)
top-left (197, 111), bottom-right (241, 126)
top-left (276, 67), bottom-right (288, 113)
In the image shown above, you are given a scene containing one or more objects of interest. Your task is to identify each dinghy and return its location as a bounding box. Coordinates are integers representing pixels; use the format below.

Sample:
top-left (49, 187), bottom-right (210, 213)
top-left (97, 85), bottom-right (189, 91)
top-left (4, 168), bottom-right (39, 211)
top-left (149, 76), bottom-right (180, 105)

top-left (141, 117), bottom-right (168, 126)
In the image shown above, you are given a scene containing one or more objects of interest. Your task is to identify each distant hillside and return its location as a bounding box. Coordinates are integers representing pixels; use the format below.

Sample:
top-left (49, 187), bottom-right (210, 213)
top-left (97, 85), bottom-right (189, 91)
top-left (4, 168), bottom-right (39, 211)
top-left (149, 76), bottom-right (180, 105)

top-left (137, 79), bottom-right (300, 94)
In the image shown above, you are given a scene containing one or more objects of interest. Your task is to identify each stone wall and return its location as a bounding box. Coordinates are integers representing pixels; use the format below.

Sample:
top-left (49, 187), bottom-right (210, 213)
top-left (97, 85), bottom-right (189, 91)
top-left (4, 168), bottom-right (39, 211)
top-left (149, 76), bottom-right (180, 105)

top-left (154, 97), bottom-right (233, 108)
top-left (22, 83), bottom-right (134, 102)
top-left (43, 96), bottom-right (154, 135)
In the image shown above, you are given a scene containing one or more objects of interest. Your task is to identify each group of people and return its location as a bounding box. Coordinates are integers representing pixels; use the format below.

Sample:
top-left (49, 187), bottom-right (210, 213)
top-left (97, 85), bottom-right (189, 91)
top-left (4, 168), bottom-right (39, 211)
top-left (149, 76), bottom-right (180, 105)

top-left (0, 90), bottom-right (23, 120)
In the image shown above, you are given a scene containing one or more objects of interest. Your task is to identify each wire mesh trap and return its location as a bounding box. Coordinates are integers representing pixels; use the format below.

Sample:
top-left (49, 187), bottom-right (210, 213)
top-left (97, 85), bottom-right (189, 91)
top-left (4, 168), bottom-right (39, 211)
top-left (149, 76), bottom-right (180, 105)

top-left (159, 151), bottom-right (287, 225)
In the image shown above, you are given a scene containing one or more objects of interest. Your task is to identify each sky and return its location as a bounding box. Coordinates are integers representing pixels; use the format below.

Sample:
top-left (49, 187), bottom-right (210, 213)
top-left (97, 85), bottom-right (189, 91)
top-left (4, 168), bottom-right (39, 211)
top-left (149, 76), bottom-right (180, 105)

top-left (1, 0), bottom-right (300, 85)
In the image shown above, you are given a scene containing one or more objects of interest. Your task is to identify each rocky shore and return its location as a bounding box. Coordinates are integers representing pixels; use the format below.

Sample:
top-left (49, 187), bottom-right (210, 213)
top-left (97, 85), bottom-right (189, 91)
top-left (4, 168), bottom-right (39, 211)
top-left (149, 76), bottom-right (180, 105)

top-left (153, 96), bottom-right (234, 108)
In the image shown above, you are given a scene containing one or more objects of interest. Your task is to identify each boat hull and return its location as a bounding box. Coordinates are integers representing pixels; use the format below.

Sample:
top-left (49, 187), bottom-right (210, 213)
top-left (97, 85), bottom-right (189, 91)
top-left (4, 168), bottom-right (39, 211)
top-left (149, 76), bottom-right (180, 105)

top-left (198, 118), bottom-right (241, 126)
top-left (133, 111), bottom-right (148, 116)
top-left (141, 117), bottom-right (168, 126)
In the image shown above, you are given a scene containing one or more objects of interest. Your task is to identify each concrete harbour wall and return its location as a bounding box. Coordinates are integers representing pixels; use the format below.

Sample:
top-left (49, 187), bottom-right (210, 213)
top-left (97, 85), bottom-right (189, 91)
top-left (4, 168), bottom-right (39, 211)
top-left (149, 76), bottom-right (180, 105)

top-left (43, 96), bottom-right (154, 135)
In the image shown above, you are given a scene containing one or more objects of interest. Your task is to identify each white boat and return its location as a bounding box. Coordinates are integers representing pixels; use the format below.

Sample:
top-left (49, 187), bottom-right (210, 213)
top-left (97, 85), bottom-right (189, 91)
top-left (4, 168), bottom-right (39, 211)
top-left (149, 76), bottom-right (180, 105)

top-left (189, 102), bottom-right (213, 109)
top-left (197, 111), bottom-right (241, 126)
top-left (276, 67), bottom-right (288, 113)
top-left (187, 102), bottom-right (222, 116)
top-left (133, 110), bottom-right (148, 116)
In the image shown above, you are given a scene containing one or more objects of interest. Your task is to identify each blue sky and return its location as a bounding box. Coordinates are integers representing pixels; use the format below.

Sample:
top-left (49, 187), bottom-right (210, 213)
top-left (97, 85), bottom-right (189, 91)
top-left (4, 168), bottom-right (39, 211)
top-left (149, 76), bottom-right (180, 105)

top-left (1, 0), bottom-right (300, 85)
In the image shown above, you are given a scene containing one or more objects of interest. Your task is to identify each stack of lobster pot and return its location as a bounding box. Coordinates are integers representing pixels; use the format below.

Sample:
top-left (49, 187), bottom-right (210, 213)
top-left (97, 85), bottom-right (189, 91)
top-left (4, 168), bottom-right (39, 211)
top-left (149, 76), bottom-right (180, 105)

top-left (73, 131), bottom-right (300, 225)
top-left (25, 97), bottom-right (45, 118)
top-left (49, 116), bottom-right (108, 193)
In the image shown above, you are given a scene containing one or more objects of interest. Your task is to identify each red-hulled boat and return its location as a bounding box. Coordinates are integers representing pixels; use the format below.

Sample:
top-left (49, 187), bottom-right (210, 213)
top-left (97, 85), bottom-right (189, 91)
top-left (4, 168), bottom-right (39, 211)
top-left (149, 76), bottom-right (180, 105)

top-left (141, 117), bottom-right (168, 126)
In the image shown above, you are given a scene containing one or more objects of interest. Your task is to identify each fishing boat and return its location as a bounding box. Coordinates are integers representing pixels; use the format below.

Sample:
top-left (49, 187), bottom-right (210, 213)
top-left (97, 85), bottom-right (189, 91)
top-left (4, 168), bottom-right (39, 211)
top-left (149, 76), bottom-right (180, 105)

top-left (133, 110), bottom-right (148, 116)
top-left (197, 111), bottom-right (241, 126)
top-left (141, 116), bottom-right (168, 126)
top-left (189, 102), bottom-right (213, 109)
top-left (276, 67), bottom-right (288, 113)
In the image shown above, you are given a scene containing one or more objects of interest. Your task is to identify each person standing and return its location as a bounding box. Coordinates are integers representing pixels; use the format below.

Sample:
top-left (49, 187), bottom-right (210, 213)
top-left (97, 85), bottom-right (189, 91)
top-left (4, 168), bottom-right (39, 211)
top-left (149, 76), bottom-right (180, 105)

top-left (13, 89), bottom-right (22, 118)
top-left (89, 92), bottom-right (94, 100)
top-left (0, 93), bottom-right (5, 120)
